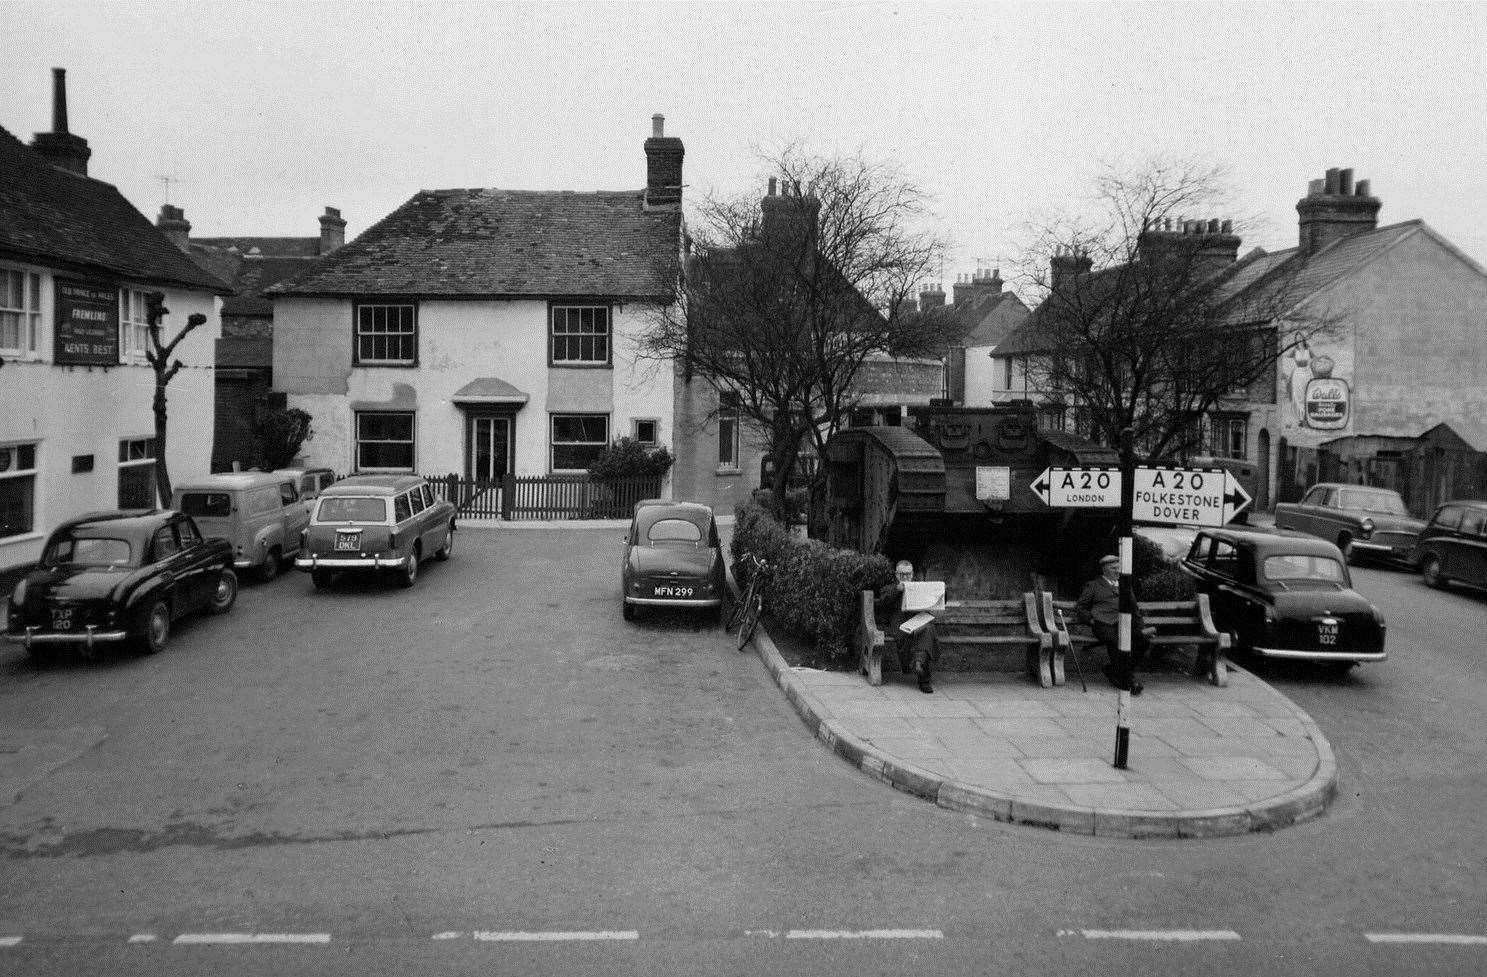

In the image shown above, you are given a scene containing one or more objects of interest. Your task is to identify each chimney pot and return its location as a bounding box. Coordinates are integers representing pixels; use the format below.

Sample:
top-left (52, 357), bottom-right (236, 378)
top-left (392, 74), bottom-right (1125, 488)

top-left (30, 67), bottom-right (91, 175)
top-left (1208, 218), bottom-right (1219, 234)
top-left (1324, 167), bottom-right (1341, 194)
top-left (1308, 178), bottom-right (1324, 196)
top-left (651, 113), bottom-right (664, 137)
top-left (1221, 219), bottom-right (1233, 234)
top-left (51, 67), bottom-right (69, 133)
top-left (1355, 178), bottom-right (1370, 197)
top-left (767, 176), bottom-right (777, 196)
top-left (155, 203), bottom-right (191, 252)
top-left (319, 205), bottom-right (347, 253)
top-left (1339, 168), bottom-right (1354, 195)
top-left (643, 114), bottom-right (684, 210)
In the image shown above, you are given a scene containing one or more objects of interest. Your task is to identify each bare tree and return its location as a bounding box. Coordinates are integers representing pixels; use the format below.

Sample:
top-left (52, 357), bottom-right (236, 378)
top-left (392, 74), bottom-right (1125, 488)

top-left (1011, 156), bottom-right (1342, 466)
top-left (143, 293), bottom-right (208, 506)
top-left (640, 145), bottom-right (957, 513)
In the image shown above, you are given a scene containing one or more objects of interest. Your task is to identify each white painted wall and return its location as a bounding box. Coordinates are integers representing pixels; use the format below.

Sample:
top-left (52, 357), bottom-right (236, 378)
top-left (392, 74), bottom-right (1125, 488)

top-left (0, 265), bottom-right (219, 569)
top-left (275, 296), bottom-right (676, 478)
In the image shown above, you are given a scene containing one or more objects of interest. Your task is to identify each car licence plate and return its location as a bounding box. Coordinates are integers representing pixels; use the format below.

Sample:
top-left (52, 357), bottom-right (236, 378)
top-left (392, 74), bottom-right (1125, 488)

top-left (653, 585), bottom-right (695, 598)
top-left (335, 531), bottom-right (361, 551)
top-left (51, 608), bottom-right (74, 630)
top-left (1318, 619), bottom-right (1339, 646)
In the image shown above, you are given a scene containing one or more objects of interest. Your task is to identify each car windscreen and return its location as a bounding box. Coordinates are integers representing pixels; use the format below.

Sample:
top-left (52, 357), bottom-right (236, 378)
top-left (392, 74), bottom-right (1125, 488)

top-left (647, 518), bottom-right (703, 544)
top-left (42, 535), bottom-right (134, 568)
top-left (1263, 554), bottom-right (1347, 584)
top-left (178, 492), bottom-right (232, 518)
top-left (316, 497), bottom-right (388, 523)
top-left (1336, 489), bottom-right (1409, 515)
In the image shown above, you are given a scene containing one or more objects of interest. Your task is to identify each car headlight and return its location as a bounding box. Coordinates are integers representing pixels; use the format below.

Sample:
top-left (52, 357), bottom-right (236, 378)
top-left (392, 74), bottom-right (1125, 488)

top-left (1361, 518), bottom-right (1375, 537)
top-left (10, 579), bottom-right (26, 607)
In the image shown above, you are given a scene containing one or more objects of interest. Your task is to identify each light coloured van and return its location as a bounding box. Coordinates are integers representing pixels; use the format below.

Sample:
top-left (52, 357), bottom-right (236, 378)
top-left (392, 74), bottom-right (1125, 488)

top-left (172, 472), bottom-right (311, 581)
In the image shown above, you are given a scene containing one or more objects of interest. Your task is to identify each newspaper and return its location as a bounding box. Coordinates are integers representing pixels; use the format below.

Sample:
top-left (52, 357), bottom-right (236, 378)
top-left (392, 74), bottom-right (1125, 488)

top-left (899, 581), bottom-right (946, 613)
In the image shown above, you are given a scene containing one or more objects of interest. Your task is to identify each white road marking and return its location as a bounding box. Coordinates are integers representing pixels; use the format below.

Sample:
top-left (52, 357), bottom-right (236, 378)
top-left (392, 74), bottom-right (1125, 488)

top-left (127, 934), bottom-right (157, 944)
top-left (431, 931), bottom-right (463, 940)
top-left (786, 929), bottom-right (944, 940)
top-left (0, 936), bottom-right (21, 947)
top-left (745, 929), bottom-right (781, 938)
top-left (471, 931), bottom-right (639, 942)
top-left (172, 933), bottom-right (331, 945)
top-left (1365, 933), bottom-right (1487, 946)
top-left (1064, 929), bottom-right (1242, 942)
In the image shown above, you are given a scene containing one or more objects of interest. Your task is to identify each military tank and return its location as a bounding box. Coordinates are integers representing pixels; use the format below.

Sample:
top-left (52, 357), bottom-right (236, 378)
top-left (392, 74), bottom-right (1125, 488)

top-left (813, 402), bottom-right (1121, 599)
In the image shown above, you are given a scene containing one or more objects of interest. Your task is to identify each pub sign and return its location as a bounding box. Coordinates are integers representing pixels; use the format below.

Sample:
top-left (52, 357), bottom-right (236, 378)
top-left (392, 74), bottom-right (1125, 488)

top-left (54, 279), bottom-right (119, 365)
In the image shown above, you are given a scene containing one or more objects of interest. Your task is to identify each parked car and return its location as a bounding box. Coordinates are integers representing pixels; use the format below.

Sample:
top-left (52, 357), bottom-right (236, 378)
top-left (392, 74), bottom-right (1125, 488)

top-left (272, 467), bottom-right (339, 506)
top-left (294, 475), bottom-right (455, 589)
top-left (1273, 482), bottom-right (1425, 565)
top-left (1412, 499), bottom-right (1487, 591)
top-left (5, 510), bottom-right (237, 658)
top-left (1181, 526), bottom-right (1386, 671)
top-left (173, 471), bottom-right (312, 581)
top-left (620, 499), bottom-right (726, 623)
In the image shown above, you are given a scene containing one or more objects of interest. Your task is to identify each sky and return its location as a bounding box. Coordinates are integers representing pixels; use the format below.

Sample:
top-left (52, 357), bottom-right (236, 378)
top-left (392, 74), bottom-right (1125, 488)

top-left (4, 0), bottom-right (1486, 300)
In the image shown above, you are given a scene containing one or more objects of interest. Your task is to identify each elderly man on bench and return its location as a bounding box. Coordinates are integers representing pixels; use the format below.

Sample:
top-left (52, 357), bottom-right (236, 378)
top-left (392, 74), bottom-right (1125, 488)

top-left (874, 560), bottom-right (941, 694)
top-left (1075, 554), bottom-right (1152, 696)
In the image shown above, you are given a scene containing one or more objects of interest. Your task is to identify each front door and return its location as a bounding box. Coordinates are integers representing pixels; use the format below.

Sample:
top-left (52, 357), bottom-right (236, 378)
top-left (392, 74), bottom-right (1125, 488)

top-left (469, 416), bottom-right (511, 482)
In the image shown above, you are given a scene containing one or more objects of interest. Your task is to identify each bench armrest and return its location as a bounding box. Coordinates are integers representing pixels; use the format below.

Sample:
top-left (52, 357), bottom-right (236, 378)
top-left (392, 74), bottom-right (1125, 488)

top-left (1193, 593), bottom-right (1232, 650)
top-left (858, 589), bottom-right (887, 685)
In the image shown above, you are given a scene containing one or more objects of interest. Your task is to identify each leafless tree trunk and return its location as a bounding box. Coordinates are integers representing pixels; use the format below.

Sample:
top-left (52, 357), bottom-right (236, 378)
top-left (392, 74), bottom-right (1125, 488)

top-left (144, 293), bottom-right (208, 507)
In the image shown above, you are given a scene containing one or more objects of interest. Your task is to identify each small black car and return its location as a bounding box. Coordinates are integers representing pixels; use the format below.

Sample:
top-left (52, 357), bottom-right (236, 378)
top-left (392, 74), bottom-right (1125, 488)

top-left (1413, 499), bottom-right (1487, 591)
top-left (5, 510), bottom-right (237, 658)
top-left (1181, 527), bottom-right (1386, 671)
top-left (620, 499), bottom-right (726, 623)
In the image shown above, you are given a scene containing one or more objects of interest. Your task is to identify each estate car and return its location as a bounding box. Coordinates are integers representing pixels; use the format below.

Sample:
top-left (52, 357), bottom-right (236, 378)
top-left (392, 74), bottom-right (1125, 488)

top-left (1181, 527), bottom-right (1386, 671)
top-left (5, 510), bottom-right (237, 658)
top-left (294, 475), bottom-right (455, 589)
top-left (1413, 500), bottom-right (1487, 591)
top-left (621, 500), bottom-right (726, 622)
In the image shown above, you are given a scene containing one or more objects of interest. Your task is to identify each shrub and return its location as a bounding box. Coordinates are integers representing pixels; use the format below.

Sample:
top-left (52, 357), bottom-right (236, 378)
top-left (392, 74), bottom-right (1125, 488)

top-left (731, 500), bottom-right (893, 662)
top-left (587, 437), bottom-right (674, 480)
top-left (251, 407), bottom-right (313, 471)
top-left (1139, 560), bottom-right (1197, 601)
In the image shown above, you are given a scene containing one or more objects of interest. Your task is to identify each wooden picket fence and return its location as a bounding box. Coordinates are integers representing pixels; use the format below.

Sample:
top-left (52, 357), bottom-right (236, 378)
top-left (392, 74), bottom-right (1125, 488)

top-left (424, 473), bottom-right (663, 520)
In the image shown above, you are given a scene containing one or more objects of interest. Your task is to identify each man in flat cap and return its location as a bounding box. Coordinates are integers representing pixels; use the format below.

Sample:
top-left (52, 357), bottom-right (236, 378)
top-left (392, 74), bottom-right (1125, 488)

top-left (874, 559), bottom-right (939, 693)
top-left (1075, 554), bottom-right (1149, 694)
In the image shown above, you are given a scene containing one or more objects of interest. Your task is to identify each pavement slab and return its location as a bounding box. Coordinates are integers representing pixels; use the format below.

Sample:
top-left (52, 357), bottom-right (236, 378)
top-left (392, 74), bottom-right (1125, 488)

top-left (750, 623), bottom-right (1337, 839)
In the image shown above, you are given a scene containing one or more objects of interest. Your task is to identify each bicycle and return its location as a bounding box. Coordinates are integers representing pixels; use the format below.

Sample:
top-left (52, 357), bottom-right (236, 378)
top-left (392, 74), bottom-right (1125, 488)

top-left (726, 551), bottom-right (771, 651)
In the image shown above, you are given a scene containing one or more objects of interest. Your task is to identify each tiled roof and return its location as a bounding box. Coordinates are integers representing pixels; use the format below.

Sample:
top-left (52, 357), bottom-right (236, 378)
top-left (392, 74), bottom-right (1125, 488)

top-left (275, 189), bottom-right (681, 299)
top-left (0, 125), bottom-right (230, 293)
top-left (948, 290), bottom-right (1030, 346)
top-left (191, 248), bottom-right (325, 315)
top-left (193, 236), bottom-right (322, 258)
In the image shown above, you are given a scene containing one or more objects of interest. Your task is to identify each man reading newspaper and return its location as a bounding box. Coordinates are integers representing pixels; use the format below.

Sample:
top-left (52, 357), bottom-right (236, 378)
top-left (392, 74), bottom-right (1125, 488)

top-left (874, 560), bottom-right (941, 693)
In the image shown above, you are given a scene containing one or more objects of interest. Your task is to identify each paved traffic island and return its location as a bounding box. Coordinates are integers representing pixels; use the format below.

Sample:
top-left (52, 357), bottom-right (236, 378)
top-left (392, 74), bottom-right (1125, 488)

top-left (749, 624), bottom-right (1337, 839)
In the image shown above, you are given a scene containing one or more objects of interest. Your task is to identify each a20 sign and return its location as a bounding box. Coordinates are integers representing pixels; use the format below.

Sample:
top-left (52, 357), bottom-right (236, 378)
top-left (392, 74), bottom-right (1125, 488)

top-left (1132, 466), bottom-right (1252, 527)
top-left (1030, 467), bottom-right (1123, 508)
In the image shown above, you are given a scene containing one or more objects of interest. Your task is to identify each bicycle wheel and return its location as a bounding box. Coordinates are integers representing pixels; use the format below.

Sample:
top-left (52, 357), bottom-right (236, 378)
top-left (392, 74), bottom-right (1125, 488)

top-left (737, 594), bottom-right (763, 651)
top-left (725, 581), bottom-right (753, 633)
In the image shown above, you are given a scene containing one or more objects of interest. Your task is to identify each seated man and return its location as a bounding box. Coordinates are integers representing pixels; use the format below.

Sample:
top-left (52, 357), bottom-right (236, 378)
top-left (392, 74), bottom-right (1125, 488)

top-left (874, 560), bottom-right (939, 694)
top-left (1075, 554), bottom-right (1150, 695)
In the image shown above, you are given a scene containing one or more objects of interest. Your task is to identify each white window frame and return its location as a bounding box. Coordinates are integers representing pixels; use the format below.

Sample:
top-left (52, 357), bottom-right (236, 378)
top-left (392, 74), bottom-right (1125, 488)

top-left (0, 441), bottom-right (40, 542)
top-left (120, 288), bottom-right (151, 361)
top-left (717, 392), bottom-right (741, 471)
top-left (354, 303), bottom-right (418, 366)
top-left (117, 436), bottom-right (157, 508)
top-left (549, 305), bottom-right (611, 366)
top-left (0, 266), bottom-right (42, 358)
top-left (631, 418), bottom-right (659, 445)
top-left (549, 413), bottom-right (609, 473)
top-left (355, 411), bottom-right (417, 473)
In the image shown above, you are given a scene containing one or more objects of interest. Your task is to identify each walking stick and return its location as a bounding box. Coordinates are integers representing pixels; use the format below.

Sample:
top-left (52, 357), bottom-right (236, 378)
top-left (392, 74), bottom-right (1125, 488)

top-left (1055, 608), bottom-right (1089, 693)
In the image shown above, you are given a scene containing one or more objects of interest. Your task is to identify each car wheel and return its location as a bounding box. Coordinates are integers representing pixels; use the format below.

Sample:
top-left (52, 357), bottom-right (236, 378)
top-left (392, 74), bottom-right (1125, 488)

top-left (136, 600), bottom-right (170, 655)
top-left (311, 569), bottom-right (334, 590)
top-left (435, 524), bottom-right (454, 561)
top-left (208, 569), bottom-right (238, 615)
top-left (622, 599), bottom-right (635, 621)
top-left (398, 548), bottom-right (419, 588)
top-left (258, 548), bottom-right (281, 582)
top-left (1422, 555), bottom-right (1448, 590)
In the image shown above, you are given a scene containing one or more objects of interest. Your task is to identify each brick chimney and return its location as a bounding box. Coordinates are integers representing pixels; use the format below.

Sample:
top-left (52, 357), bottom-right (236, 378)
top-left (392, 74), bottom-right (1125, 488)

top-left (318, 206), bottom-right (347, 253)
top-left (643, 114), bottom-right (684, 211)
top-left (30, 68), bottom-right (92, 176)
top-left (1297, 167), bottom-right (1380, 255)
top-left (952, 266), bottom-right (1003, 306)
top-left (155, 204), bottom-right (191, 251)
top-left (760, 176), bottom-right (820, 252)
top-left (1137, 217), bottom-right (1241, 276)
top-left (918, 281), bottom-right (947, 309)
top-left (1049, 247), bottom-right (1092, 296)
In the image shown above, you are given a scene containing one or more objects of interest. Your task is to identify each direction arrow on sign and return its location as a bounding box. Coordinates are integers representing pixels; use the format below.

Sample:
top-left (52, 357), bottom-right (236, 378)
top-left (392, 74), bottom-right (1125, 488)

top-left (1030, 467), bottom-right (1123, 508)
top-left (1132, 467), bottom-right (1252, 527)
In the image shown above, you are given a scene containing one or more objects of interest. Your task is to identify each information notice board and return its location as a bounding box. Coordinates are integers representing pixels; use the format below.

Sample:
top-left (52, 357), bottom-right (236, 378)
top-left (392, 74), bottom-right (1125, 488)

top-left (54, 279), bottom-right (119, 366)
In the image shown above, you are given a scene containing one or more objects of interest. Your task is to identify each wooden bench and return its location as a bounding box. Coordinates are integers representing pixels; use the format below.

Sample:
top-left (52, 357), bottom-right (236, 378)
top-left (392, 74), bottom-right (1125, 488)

top-left (1045, 593), bottom-right (1231, 687)
top-left (856, 591), bottom-right (1056, 687)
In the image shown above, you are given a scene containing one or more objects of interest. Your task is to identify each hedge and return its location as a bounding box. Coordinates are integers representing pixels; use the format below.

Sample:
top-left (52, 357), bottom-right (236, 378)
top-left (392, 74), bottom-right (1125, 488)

top-left (730, 500), bottom-right (893, 662)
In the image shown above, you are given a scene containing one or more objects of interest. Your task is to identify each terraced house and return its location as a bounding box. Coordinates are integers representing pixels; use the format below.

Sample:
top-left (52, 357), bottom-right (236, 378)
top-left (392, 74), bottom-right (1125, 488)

top-left (270, 116), bottom-right (687, 499)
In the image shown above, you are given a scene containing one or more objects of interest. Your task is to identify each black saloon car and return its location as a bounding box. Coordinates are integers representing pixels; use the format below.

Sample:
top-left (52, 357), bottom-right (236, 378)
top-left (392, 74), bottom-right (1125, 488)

top-left (1181, 527), bottom-right (1386, 671)
top-left (620, 500), bottom-right (726, 623)
top-left (5, 510), bottom-right (237, 658)
top-left (1414, 499), bottom-right (1487, 591)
